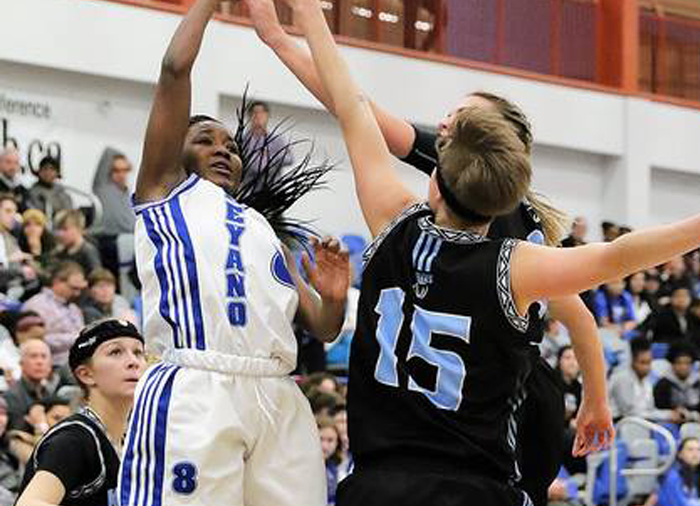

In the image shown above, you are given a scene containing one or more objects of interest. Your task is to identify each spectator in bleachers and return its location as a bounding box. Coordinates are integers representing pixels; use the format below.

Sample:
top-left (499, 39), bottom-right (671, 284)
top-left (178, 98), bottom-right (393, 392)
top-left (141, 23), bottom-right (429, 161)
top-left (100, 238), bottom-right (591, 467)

top-left (80, 268), bottom-right (135, 325)
top-left (646, 270), bottom-right (663, 309)
top-left (241, 100), bottom-right (294, 187)
top-left (609, 337), bottom-right (683, 424)
top-left (307, 389), bottom-right (344, 418)
top-left (317, 415), bottom-right (343, 506)
top-left (3, 340), bottom-right (70, 432)
top-left (304, 371), bottom-right (340, 394)
top-left (539, 318), bottom-right (570, 368)
top-left (602, 220), bottom-right (620, 242)
top-left (561, 216), bottom-right (588, 248)
top-left (657, 437), bottom-right (700, 506)
top-left (51, 209), bottom-right (101, 277)
top-left (7, 396), bottom-right (72, 467)
top-left (0, 397), bottom-right (20, 505)
top-left (557, 346), bottom-right (586, 475)
top-left (333, 403), bottom-right (350, 470)
top-left (92, 148), bottom-right (136, 281)
top-left (686, 251), bottom-right (700, 297)
top-left (594, 279), bottom-right (637, 335)
top-left (0, 148), bottom-right (31, 213)
top-left (16, 209), bottom-right (54, 272)
top-left (646, 287), bottom-right (698, 346)
top-left (654, 343), bottom-right (700, 422)
top-left (690, 300), bottom-right (700, 340)
top-left (627, 271), bottom-right (657, 326)
top-left (659, 257), bottom-right (695, 304)
top-left (28, 156), bottom-right (72, 222)
top-left (23, 262), bottom-right (85, 367)
top-left (92, 149), bottom-right (135, 237)
top-left (0, 312), bottom-right (45, 388)
top-left (0, 195), bottom-right (36, 299)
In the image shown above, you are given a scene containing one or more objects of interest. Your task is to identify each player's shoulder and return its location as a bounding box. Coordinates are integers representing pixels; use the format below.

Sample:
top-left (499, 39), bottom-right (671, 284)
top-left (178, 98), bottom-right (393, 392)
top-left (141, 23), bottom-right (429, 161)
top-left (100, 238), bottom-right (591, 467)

top-left (363, 202), bottom-right (431, 264)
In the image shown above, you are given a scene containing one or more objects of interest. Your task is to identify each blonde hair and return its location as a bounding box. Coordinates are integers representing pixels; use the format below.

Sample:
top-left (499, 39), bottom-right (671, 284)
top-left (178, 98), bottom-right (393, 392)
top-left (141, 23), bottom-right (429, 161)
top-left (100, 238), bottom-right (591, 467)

top-left (472, 91), bottom-right (570, 245)
top-left (54, 209), bottom-right (85, 230)
top-left (22, 208), bottom-right (48, 228)
top-left (436, 106), bottom-right (531, 220)
top-left (525, 190), bottom-right (570, 246)
top-left (472, 91), bottom-right (570, 246)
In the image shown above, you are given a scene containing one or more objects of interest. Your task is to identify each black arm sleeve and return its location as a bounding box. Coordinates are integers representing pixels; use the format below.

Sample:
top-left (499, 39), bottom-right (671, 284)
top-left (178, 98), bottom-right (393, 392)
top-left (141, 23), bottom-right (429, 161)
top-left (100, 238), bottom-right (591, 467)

top-left (34, 426), bottom-right (97, 494)
top-left (399, 124), bottom-right (438, 176)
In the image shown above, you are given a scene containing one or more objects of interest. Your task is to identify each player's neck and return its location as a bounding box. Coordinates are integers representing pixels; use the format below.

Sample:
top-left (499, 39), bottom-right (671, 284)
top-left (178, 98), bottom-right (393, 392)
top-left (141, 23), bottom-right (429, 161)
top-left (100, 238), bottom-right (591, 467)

top-left (434, 206), bottom-right (490, 237)
top-left (88, 392), bottom-right (131, 447)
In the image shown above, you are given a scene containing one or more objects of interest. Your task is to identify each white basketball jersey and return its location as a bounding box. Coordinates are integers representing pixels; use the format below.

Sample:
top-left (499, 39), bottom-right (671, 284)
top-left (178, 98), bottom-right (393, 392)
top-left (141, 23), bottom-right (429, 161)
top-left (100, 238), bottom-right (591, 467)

top-left (133, 175), bottom-right (299, 369)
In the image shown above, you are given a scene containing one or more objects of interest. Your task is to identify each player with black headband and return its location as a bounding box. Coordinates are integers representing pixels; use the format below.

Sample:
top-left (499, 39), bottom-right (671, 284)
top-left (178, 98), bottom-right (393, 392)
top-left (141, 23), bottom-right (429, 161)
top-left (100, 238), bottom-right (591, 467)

top-left (15, 319), bottom-right (147, 506)
top-left (271, 0), bottom-right (700, 504)
top-left (243, 1), bottom-right (610, 503)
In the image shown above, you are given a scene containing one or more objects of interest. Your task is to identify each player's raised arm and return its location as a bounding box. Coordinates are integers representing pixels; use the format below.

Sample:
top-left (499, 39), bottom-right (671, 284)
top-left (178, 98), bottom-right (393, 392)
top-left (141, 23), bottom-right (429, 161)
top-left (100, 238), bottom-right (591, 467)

top-left (513, 214), bottom-right (700, 313)
top-left (135, 0), bottom-right (223, 203)
top-left (245, 0), bottom-right (417, 159)
top-left (276, 0), bottom-right (418, 237)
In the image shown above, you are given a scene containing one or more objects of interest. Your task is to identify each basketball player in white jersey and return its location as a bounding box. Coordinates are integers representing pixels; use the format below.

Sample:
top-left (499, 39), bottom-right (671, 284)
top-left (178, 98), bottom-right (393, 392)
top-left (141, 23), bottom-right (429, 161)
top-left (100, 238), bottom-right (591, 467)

top-left (117, 1), bottom-right (349, 505)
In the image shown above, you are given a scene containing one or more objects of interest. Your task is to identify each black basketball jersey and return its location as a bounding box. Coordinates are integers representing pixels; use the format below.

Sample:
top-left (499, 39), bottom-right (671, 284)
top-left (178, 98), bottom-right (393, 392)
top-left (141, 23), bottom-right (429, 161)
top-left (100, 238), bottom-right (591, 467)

top-left (19, 411), bottom-right (120, 506)
top-left (348, 203), bottom-right (542, 482)
top-left (401, 124), bottom-right (546, 343)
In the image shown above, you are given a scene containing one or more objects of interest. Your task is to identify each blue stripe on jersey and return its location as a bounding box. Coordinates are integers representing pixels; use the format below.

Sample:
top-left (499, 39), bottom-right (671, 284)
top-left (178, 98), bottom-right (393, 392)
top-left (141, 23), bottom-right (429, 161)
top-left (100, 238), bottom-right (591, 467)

top-left (152, 206), bottom-right (187, 348)
top-left (169, 197), bottom-right (206, 351)
top-left (131, 365), bottom-right (173, 506)
top-left (133, 175), bottom-right (200, 215)
top-left (142, 211), bottom-right (181, 348)
top-left (424, 236), bottom-right (442, 271)
top-left (152, 367), bottom-right (180, 506)
top-left (411, 232), bottom-right (428, 269)
top-left (154, 205), bottom-right (193, 349)
top-left (120, 363), bottom-right (166, 506)
top-left (417, 234), bottom-right (436, 271)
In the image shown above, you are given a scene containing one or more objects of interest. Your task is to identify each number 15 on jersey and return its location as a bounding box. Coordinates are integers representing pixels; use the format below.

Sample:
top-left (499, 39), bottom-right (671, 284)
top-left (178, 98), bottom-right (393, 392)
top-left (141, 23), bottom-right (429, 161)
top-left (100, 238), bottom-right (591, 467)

top-left (373, 287), bottom-right (472, 411)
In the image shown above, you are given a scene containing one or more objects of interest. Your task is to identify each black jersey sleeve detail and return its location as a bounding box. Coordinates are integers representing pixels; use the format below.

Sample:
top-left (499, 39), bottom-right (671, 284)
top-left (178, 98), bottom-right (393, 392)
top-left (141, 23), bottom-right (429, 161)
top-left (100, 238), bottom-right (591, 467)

top-left (33, 420), bottom-right (106, 500)
top-left (363, 202), bottom-right (431, 266)
top-left (399, 125), bottom-right (438, 176)
top-left (496, 239), bottom-right (530, 333)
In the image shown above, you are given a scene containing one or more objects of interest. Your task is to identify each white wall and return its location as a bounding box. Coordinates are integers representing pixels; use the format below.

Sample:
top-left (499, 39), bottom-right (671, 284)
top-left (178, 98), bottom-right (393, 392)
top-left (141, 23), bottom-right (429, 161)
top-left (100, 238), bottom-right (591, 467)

top-left (1, 0), bottom-right (700, 239)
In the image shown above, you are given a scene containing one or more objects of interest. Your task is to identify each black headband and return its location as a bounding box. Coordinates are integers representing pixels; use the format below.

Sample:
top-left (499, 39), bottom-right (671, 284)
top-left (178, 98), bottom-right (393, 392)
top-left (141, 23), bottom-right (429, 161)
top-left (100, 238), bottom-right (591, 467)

top-left (434, 165), bottom-right (492, 224)
top-left (69, 319), bottom-right (144, 372)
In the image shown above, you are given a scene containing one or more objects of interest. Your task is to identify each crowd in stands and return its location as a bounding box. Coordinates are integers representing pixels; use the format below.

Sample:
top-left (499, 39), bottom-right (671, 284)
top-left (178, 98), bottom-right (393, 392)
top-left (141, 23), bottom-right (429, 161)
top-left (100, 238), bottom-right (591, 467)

top-left (544, 217), bottom-right (700, 505)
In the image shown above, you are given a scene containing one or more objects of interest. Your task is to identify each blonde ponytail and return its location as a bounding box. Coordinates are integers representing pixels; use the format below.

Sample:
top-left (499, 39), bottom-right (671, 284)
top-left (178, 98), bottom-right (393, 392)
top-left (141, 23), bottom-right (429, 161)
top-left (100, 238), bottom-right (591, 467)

top-left (525, 190), bottom-right (570, 246)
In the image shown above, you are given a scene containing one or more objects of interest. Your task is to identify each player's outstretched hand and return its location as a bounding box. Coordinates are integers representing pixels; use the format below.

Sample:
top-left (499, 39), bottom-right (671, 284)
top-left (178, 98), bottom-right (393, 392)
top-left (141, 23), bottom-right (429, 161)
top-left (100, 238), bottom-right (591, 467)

top-left (244, 0), bottom-right (286, 45)
top-left (302, 236), bottom-right (350, 303)
top-left (572, 396), bottom-right (615, 456)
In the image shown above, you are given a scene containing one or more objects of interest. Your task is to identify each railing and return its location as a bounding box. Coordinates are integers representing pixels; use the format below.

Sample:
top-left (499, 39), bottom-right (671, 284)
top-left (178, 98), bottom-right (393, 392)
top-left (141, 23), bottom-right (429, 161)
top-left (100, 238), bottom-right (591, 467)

top-left (217, 0), bottom-right (599, 81)
top-left (86, 0), bottom-right (700, 108)
top-left (640, 1), bottom-right (700, 101)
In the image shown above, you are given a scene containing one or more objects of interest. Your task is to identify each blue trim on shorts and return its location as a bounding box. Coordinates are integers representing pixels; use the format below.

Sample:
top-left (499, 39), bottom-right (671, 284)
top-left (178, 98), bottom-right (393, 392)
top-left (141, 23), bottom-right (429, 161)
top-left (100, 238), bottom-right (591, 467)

top-left (152, 366), bottom-right (180, 505)
top-left (120, 363), bottom-right (166, 506)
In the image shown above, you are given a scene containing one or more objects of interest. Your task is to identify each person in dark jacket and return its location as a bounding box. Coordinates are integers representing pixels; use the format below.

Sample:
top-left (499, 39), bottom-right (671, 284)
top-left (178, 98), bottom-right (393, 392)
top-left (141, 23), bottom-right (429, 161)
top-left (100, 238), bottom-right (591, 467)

top-left (654, 342), bottom-right (700, 422)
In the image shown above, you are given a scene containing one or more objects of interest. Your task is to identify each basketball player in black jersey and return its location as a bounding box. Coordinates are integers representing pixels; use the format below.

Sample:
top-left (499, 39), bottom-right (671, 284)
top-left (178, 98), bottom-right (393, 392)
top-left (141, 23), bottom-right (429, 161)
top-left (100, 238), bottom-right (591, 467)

top-left (269, 0), bottom-right (700, 504)
top-left (244, 1), bottom-right (610, 503)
